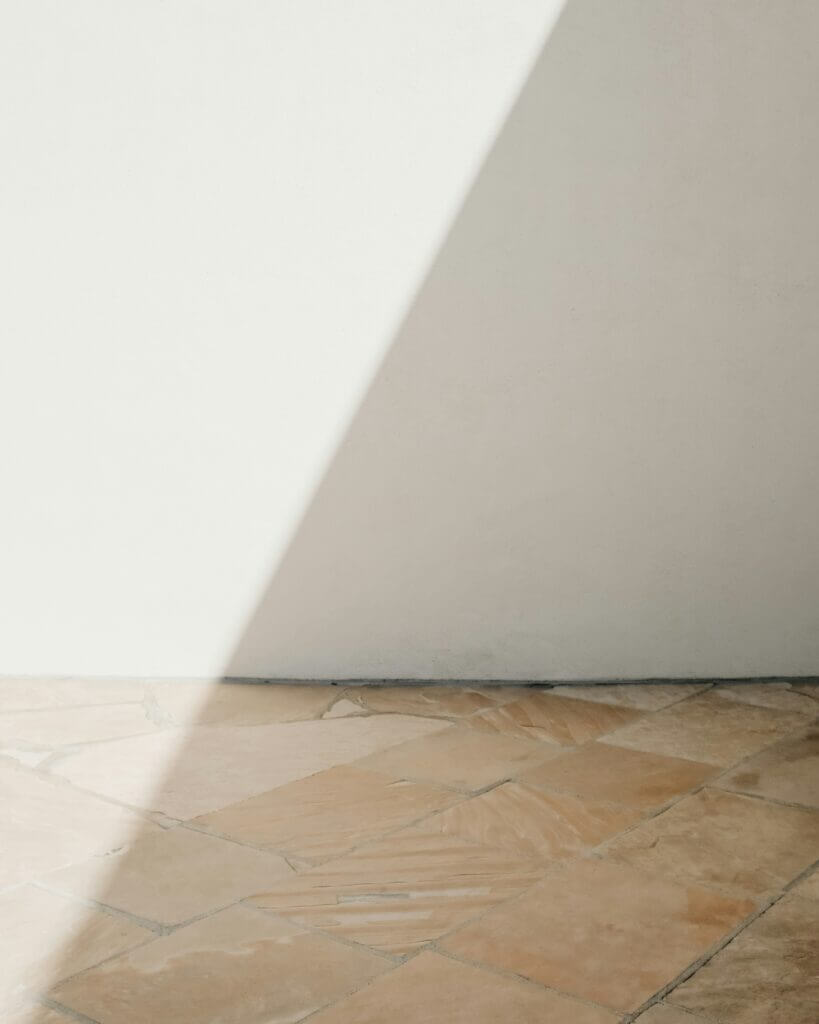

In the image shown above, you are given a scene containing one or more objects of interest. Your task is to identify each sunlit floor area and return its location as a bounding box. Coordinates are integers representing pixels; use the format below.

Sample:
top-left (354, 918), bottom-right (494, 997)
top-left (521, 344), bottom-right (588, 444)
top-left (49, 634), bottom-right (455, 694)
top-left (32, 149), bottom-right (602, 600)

top-left (2, 679), bottom-right (817, 1023)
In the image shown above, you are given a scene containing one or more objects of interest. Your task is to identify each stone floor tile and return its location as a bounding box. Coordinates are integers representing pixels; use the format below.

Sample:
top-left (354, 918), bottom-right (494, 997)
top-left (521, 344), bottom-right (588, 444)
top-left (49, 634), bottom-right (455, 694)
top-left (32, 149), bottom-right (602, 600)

top-left (323, 697), bottom-right (367, 718)
top-left (603, 788), bottom-right (819, 898)
top-left (193, 765), bottom-right (459, 863)
top-left (345, 685), bottom-right (502, 719)
top-left (44, 825), bottom-right (292, 926)
top-left (0, 885), bottom-right (152, 1013)
top-left (0, 760), bottom-right (159, 889)
top-left (416, 782), bottom-right (640, 862)
top-left (712, 682), bottom-right (819, 714)
top-left (51, 905), bottom-right (390, 1024)
top-left (466, 692), bottom-right (643, 746)
top-left (440, 858), bottom-right (754, 1013)
top-left (50, 715), bottom-right (447, 818)
top-left (0, 704), bottom-right (159, 748)
top-left (249, 828), bottom-right (543, 955)
top-left (551, 683), bottom-right (711, 710)
top-left (2, 1006), bottom-right (76, 1023)
top-left (790, 681), bottom-right (819, 700)
top-left (669, 896), bottom-right (819, 1024)
top-left (717, 726), bottom-right (819, 807)
top-left (0, 678), bottom-right (145, 713)
top-left (146, 680), bottom-right (335, 725)
top-left (605, 692), bottom-right (809, 766)
top-left (306, 951), bottom-right (619, 1023)
top-left (791, 868), bottom-right (819, 901)
top-left (352, 725), bottom-right (560, 791)
top-left (520, 741), bottom-right (716, 810)
top-left (636, 1006), bottom-right (714, 1023)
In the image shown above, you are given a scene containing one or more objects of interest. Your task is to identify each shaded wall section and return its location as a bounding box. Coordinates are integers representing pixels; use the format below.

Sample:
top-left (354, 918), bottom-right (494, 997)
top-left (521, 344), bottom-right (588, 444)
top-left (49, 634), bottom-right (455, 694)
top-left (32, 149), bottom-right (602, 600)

top-left (227, 0), bottom-right (819, 679)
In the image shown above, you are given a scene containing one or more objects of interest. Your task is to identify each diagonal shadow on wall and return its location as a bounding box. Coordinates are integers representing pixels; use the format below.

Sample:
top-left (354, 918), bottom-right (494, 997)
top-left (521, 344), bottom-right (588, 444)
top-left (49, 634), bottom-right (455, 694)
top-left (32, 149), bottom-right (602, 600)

top-left (28, 0), bottom-right (819, 1017)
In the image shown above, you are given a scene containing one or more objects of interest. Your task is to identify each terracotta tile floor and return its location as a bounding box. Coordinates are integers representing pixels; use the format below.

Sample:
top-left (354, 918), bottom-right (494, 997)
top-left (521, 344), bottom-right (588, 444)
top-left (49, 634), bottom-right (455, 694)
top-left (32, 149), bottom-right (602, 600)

top-left (0, 679), bottom-right (817, 1022)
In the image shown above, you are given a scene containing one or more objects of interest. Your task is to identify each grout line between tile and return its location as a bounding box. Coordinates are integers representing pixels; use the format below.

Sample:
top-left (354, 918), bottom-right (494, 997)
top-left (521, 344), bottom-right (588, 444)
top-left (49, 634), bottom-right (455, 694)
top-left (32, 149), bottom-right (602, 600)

top-left (622, 855), bottom-right (819, 1022)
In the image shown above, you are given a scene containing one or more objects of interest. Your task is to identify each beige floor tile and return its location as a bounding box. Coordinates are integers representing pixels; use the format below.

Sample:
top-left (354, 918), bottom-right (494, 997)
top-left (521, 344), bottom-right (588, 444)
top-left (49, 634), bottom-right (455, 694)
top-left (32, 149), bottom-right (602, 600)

top-left (323, 697), bottom-right (367, 718)
top-left (551, 683), bottom-right (711, 711)
top-left (467, 692), bottom-right (643, 746)
top-left (0, 704), bottom-right (159, 748)
top-left (717, 726), bottom-right (819, 807)
top-left (605, 692), bottom-right (809, 766)
top-left (346, 685), bottom-right (501, 719)
top-left (2, 1006), bottom-right (76, 1023)
top-left (790, 682), bottom-right (819, 700)
top-left (0, 678), bottom-right (145, 713)
top-left (0, 760), bottom-right (159, 889)
top-left (669, 896), bottom-right (819, 1024)
top-left (50, 714), bottom-right (447, 818)
top-left (713, 682), bottom-right (819, 714)
top-left (249, 829), bottom-right (543, 955)
top-left (440, 858), bottom-right (754, 1013)
top-left (307, 951), bottom-right (619, 1024)
top-left (604, 788), bottom-right (819, 898)
top-left (193, 765), bottom-right (459, 863)
top-left (0, 885), bottom-right (152, 1012)
top-left (636, 1006), bottom-right (713, 1023)
top-left (51, 905), bottom-right (389, 1024)
top-left (520, 741), bottom-right (716, 810)
top-left (416, 782), bottom-right (640, 862)
top-left (44, 825), bottom-right (292, 926)
top-left (791, 869), bottom-right (819, 901)
top-left (147, 681), bottom-right (335, 725)
top-left (352, 725), bottom-right (559, 791)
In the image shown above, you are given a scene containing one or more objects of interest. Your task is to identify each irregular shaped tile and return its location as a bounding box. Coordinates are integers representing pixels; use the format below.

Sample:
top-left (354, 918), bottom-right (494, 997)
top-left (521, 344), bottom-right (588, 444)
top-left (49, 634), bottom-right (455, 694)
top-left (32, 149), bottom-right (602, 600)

top-left (520, 742), bottom-right (716, 810)
top-left (791, 869), bottom-right (819, 901)
top-left (0, 760), bottom-right (159, 889)
top-left (604, 788), bottom-right (819, 898)
top-left (352, 725), bottom-right (559, 791)
top-left (551, 683), bottom-right (711, 711)
top-left (670, 896), bottom-right (819, 1024)
top-left (346, 685), bottom-right (500, 719)
top-left (51, 905), bottom-right (389, 1024)
top-left (44, 825), bottom-right (292, 926)
top-left (790, 681), bottom-right (819, 701)
top-left (2, 1006), bottom-right (75, 1023)
top-left (322, 698), bottom-right (366, 719)
top-left (147, 680), bottom-right (334, 725)
top-left (0, 678), bottom-right (145, 712)
top-left (636, 1006), bottom-right (713, 1023)
top-left (717, 727), bottom-right (819, 807)
top-left (249, 829), bottom-right (543, 955)
top-left (0, 885), bottom-right (151, 1012)
top-left (467, 692), bottom-right (643, 746)
top-left (713, 682), bottom-right (819, 715)
top-left (0, 704), bottom-right (159, 748)
top-left (50, 715), bottom-right (447, 818)
top-left (306, 950), bottom-right (618, 1024)
top-left (416, 782), bottom-right (640, 862)
top-left (194, 765), bottom-right (459, 863)
top-left (605, 692), bottom-right (809, 766)
top-left (441, 858), bottom-right (754, 1013)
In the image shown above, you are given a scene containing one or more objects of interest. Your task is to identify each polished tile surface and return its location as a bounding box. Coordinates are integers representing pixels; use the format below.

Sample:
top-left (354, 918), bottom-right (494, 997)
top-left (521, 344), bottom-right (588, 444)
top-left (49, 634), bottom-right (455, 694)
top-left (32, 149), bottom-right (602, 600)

top-left (1, 679), bottom-right (815, 1022)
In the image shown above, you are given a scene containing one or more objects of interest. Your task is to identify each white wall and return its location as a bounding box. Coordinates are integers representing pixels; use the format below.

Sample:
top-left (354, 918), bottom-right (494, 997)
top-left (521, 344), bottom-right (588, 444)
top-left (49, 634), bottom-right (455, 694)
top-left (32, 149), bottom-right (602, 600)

top-left (2, 1), bottom-right (818, 680)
